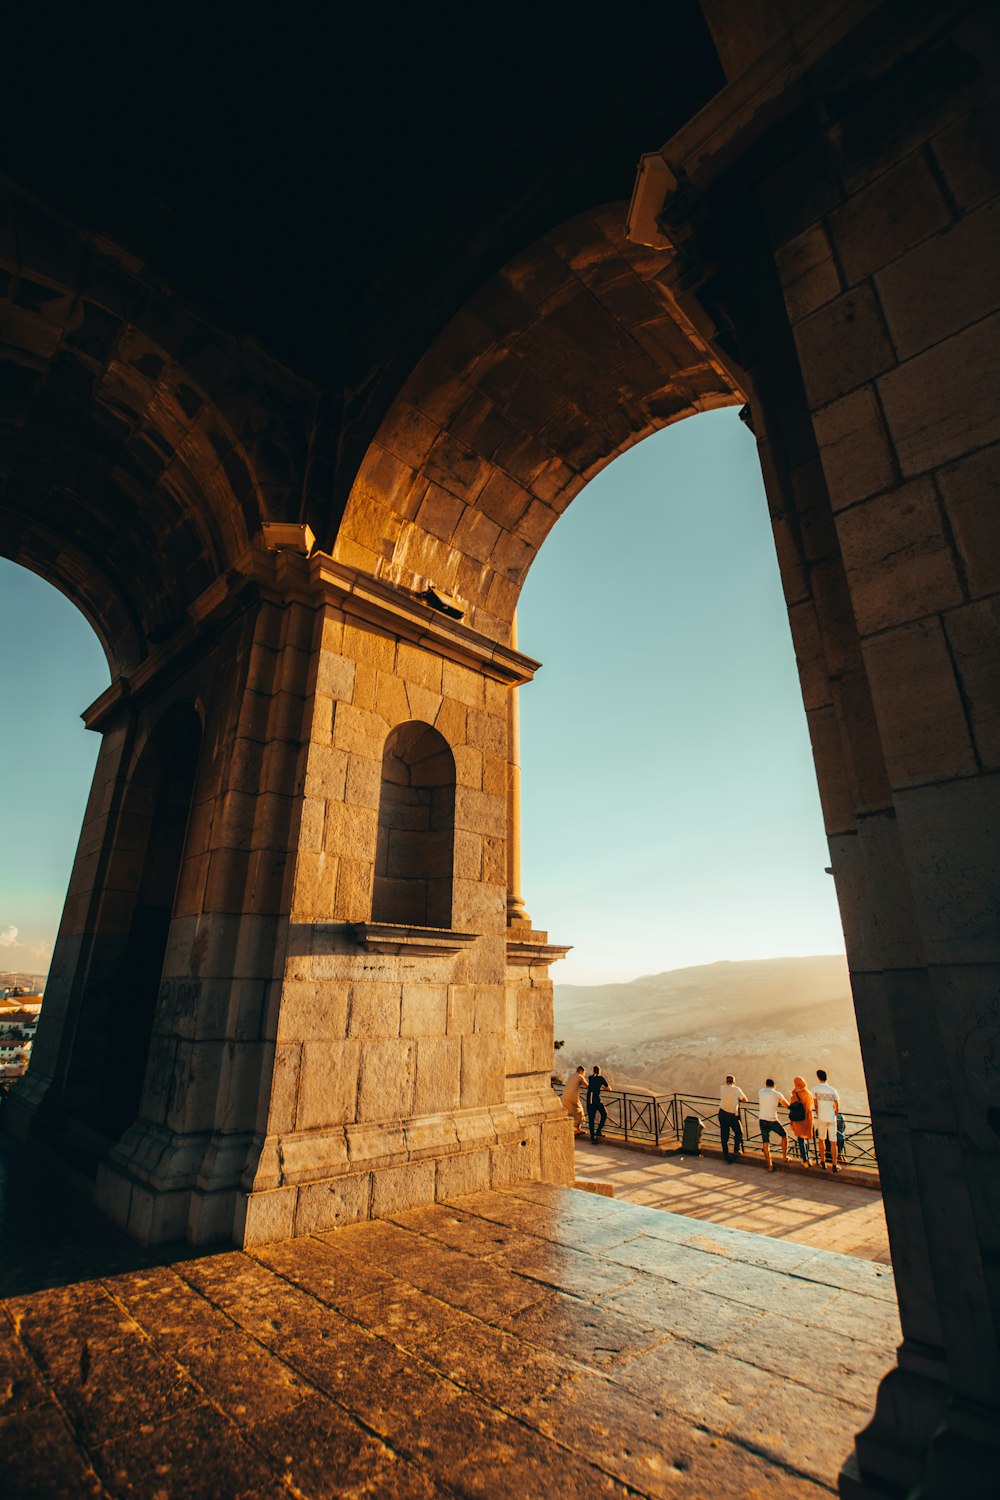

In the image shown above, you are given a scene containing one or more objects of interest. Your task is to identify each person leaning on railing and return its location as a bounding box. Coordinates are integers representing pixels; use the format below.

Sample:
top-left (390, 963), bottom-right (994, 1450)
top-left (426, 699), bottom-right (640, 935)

top-left (786, 1077), bottom-right (814, 1164)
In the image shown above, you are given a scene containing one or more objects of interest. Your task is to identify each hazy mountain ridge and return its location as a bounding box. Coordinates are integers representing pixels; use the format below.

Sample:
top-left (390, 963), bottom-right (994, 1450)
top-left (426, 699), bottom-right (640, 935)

top-left (555, 955), bottom-right (869, 1114)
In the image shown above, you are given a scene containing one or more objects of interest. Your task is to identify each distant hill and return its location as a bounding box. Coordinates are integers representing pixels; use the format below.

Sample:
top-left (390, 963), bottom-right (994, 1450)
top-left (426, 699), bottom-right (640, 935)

top-left (555, 955), bottom-right (868, 1114)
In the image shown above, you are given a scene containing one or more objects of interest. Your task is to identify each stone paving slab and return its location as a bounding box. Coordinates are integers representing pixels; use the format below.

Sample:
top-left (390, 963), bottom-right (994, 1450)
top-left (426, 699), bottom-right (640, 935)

top-left (0, 1138), bottom-right (900, 1498)
top-left (574, 1139), bottom-right (891, 1262)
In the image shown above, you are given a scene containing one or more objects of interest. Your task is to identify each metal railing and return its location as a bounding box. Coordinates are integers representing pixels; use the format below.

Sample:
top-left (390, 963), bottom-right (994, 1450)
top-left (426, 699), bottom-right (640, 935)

top-left (557, 1084), bottom-right (878, 1170)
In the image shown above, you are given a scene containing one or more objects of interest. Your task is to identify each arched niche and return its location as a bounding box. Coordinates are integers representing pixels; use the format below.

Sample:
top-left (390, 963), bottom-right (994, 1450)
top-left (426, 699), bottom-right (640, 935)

top-left (373, 722), bottom-right (456, 928)
top-left (67, 700), bottom-right (203, 1137)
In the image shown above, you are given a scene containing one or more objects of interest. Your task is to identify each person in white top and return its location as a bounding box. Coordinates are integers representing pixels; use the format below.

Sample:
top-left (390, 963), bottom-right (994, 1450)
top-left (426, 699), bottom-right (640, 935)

top-left (758, 1077), bottom-right (790, 1172)
top-left (561, 1066), bottom-right (586, 1133)
top-left (718, 1075), bottom-right (748, 1162)
top-left (813, 1069), bottom-right (841, 1172)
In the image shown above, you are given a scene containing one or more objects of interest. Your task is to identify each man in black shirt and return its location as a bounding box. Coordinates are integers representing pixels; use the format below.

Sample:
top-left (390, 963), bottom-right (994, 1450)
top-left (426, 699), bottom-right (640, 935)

top-left (586, 1066), bottom-right (610, 1142)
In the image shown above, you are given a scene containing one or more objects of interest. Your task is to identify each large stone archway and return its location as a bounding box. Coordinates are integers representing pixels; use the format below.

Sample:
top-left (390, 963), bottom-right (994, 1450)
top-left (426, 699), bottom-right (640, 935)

top-left (2, 3), bottom-right (998, 1494)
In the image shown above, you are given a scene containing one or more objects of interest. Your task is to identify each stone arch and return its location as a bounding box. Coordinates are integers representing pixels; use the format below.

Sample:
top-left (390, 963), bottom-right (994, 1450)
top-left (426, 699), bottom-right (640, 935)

top-left (0, 192), bottom-right (309, 675)
top-left (373, 722), bottom-right (456, 928)
top-left (333, 203), bottom-right (741, 641)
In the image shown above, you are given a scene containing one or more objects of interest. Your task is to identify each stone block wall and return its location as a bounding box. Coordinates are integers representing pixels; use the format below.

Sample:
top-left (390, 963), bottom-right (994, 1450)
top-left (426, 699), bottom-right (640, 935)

top-left (658, 6), bottom-right (1000, 1490)
top-left (238, 562), bottom-right (572, 1245)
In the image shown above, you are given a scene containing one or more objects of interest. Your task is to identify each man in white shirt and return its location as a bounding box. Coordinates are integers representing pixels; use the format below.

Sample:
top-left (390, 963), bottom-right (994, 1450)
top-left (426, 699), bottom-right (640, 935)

top-left (758, 1077), bottom-right (790, 1172)
top-left (561, 1065), bottom-right (586, 1133)
top-left (718, 1075), bottom-right (748, 1163)
top-left (813, 1069), bottom-right (841, 1172)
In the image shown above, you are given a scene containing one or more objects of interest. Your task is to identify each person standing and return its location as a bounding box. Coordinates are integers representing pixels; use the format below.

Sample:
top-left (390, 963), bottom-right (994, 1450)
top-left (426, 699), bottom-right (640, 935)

top-left (814, 1069), bottom-right (841, 1171)
top-left (586, 1065), bottom-right (610, 1142)
top-left (758, 1077), bottom-right (790, 1171)
top-left (561, 1065), bottom-right (586, 1133)
top-left (719, 1075), bottom-right (748, 1163)
top-left (787, 1076), bottom-right (814, 1164)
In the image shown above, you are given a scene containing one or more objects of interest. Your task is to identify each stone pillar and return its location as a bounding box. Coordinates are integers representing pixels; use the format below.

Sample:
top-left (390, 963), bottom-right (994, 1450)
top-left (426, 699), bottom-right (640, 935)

top-left (233, 549), bottom-right (574, 1245)
top-left (505, 613), bottom-right (531, 927)
top-left (654, 4), bottom-right (1000, 1491)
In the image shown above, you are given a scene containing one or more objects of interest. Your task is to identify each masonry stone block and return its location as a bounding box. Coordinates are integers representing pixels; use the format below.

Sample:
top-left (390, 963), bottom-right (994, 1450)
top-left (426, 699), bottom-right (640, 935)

top-left (539, 1117), bottom-right (574, 1184)
top-left (357, 1039), bottom-right (415, 1119)
top-left (278, 1129), bottom-right (350, 1182)
top-left (466, 707), bottom-right (506, 758)
top-left (291, 849), bottom-right (338, 921)
top-left (400, 985), bottom-right (448, 1037)
top-left (294, 1172), bottom-right (370, 1234)
top-left (296, 1039), bottom-right (361, 1131)
top-left (452, 744), bottom-right (483, 791)
top-left (371, 1160), bottom-right (437, 1217)
top-left (895, 774), bottom-right (1000, 966)
top-left (878, 313), bottom-right (1000, 475)
top-left (787, 601), bottom-right (832, 713)
top-left (835, 479), bottom-right (964, 635)
top-left (474, 985), bottom-right (505, 1034)
top-left (403, 1112), bottom-right (460, 1160)
top-left (345, 754), bottom-right (382, 810)
top-left (829, 152), bottom-right (950, 287)
top-left (776, 223), bottom-right (843, 324)
top-left (490, 1130), bottom-right (541, 1189)
top-left (506, 1026), bottom-right (554, 1076)
top-left (862, 620), bottom-right (978, 787)
top-left (877, 199), bottom-right (1000, 361)
top-left (403, 681), bottom-right (443, 724)
top-left (461, 1032), bottom-right (504, 1108)
top-left (276, 981), bottom-right (349, 1042)
top-left (219, 1040), bottom-right (268, 1131)
top-left (316, 649), bottom-right (356, 701)
top-left (804, 704), bottom-right (859, 836)
top-left (447, 985), bottom-right (476, 1035)
top-left (346, 1120), bottom-right (407, 1172)
top-left (298, 796), bottom-right (326, 853)
top-left (333, 701), bottom-right (388, 760)
top-left (413, 1036), bottom-right (462, 1114)
top-left (435, 1148), bottom-right (491, 1198)
top-left (348, 982), bottom-right (402, 1039)
top-left (936, 443), bottom-right (1000, 600)
top-left (225, 979), bottom-right (268, 1040)
top-left (343, 621), bottom-right (396, 672)
top-left (303, 745), bottom-right (349, 804)
top-left (795, 285), bottom-right (896, 410)
top-left (442, 661), bottom-right (485, 708)
top-left (239, 1186), bottom-right (297, 1248)
top-left (813, 387), bottom-right (896, 511)
top-left (943, 602), bottom-right (1000, 768)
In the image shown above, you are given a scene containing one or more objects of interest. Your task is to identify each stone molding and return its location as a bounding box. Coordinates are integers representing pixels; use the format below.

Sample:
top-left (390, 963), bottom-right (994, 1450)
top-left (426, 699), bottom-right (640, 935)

top-left (83, 534), bottom-right (540, 732)
top-left (347, 922), bottom-right (481, 957)
top-left (506, 937), bottom-right (573, 967)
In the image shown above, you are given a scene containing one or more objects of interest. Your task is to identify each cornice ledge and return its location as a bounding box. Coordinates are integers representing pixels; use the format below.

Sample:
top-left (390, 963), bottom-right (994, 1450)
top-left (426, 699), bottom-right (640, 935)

top-left (506, 934), bottom-right (573, 967)
top-left (309, 555), bottom-right (539, 685)
top-left (349, 922), bottom-right (481, 957)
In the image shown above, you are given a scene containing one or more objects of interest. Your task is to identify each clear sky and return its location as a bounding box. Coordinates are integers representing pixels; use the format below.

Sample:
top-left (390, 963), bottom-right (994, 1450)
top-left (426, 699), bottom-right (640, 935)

top-left (517, 406), bottom-right (845, 984)
top-left (0, 405), bottom-right (845, 983)
top-left (0, 562), bottom-right (108, 971)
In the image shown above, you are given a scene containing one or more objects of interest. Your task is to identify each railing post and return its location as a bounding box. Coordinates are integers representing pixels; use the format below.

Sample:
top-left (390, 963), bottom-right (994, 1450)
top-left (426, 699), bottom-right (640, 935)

top-left (623, 1090), bottom-right (629, 1142)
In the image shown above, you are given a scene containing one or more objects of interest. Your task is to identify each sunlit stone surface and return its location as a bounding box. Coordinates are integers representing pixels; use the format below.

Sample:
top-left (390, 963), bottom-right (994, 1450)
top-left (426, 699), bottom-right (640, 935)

top-left (1, 1138), bottom-right (897, 1497)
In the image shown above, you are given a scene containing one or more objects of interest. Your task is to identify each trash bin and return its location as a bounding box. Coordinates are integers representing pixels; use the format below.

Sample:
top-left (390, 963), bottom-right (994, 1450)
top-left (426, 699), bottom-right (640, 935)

top-left (681, 1114), bottom-right (703, 1155)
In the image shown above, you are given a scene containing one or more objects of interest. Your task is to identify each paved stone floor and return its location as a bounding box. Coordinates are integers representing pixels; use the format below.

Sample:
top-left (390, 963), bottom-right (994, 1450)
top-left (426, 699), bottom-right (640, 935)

top-left (0, 1135), bottom-right (900, 1498)
top-left (573, 1140), bottom-right (891, 1263)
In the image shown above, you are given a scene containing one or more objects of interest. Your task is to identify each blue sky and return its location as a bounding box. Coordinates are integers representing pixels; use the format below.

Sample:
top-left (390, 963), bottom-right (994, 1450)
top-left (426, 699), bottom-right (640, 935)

top-left (517, 406), bottom-right (844, 983)
top-left (0, 405), bottom-right (844, 982)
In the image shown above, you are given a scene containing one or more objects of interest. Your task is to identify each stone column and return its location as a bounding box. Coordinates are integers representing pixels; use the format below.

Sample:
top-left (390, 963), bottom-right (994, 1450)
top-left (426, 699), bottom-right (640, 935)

top-left (652, 5), bottom-right (1000, 1492)
top-left (505, 612), bottom-right (531, 927)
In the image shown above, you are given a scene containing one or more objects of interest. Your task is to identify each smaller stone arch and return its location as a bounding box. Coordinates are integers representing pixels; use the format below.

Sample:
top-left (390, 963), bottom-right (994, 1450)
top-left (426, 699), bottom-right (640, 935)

top-left (373, 722), bottom-right (456, 928)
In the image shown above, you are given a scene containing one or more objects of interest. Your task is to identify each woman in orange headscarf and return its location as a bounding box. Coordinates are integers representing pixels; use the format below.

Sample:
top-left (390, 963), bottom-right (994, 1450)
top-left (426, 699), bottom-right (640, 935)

top-left (787, 1076), bottom-right (814, 1165)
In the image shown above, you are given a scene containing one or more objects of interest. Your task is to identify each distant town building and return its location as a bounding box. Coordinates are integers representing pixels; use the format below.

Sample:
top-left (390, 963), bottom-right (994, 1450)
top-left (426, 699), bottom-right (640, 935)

top-left (0, 998), bottom-right (42, 1081)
